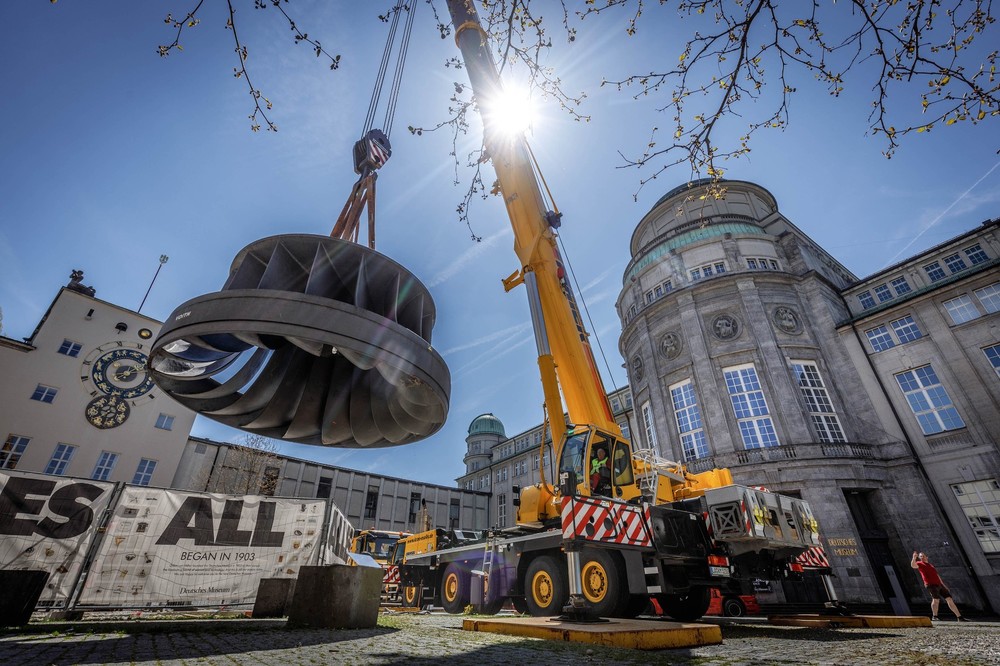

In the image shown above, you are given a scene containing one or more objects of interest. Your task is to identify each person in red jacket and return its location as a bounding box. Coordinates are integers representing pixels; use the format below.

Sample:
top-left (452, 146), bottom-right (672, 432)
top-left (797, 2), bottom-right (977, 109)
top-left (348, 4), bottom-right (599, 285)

top-left (911, 551), bottom-right (967, 621)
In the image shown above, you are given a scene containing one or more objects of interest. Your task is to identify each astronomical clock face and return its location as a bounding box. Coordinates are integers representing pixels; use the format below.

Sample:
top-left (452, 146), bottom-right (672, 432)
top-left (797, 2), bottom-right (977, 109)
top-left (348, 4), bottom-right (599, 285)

top-left (81, 341), bottom-right (156, 428)
top-left (85, 394), bottom-right (130, 429)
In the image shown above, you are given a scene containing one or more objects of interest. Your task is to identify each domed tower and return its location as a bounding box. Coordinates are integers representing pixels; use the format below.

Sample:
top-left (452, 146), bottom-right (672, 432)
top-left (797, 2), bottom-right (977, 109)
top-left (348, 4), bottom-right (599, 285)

top-left (464, 413), bottom-right (505, 475)
top-left (616, 179), bottom-right (886, 469)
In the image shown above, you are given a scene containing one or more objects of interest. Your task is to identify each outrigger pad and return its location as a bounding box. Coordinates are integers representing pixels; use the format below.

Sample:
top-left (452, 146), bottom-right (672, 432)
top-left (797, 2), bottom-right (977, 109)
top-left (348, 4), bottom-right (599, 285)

top-left (149, 234), bottom-right (450, 448)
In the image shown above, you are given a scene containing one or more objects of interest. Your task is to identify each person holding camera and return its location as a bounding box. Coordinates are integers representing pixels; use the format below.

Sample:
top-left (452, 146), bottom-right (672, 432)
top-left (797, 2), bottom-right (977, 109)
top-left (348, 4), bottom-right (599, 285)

top-left (911, 551), bottom-right (968, 621)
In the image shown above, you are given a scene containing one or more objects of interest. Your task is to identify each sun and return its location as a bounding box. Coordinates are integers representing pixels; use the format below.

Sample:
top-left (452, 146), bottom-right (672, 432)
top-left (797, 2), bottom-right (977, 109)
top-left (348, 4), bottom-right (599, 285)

top-left (485, 84), bottom-right (536, 137)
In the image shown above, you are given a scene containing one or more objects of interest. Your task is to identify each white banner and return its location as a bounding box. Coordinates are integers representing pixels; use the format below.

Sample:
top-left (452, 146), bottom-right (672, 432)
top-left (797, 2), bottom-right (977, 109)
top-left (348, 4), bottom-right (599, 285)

top-left (78, 487), bottom-right (324, 607)
top-left (0, 470), bottom-right (116, 607)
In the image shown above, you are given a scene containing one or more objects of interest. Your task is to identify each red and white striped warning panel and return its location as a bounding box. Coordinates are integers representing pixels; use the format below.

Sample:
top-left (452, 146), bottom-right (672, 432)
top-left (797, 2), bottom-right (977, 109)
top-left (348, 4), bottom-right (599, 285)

top-left (796, 545), bottom-right (831, 570)
top-left (561, 496), bottom-right (651, 548)
top-left (383, 564), bottom-right (401, 585)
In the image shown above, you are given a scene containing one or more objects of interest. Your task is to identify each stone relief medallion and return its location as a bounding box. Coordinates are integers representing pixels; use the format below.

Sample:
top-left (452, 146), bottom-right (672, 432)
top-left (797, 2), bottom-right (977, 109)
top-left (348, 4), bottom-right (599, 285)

top-left (711, 314), bottom-right (741, 340)
top-left (659, 331), bottom-right (682, 360)
top-left (630, 355), bottom-right (644, 381)
top-left (772, 306), bottom-right (802, 334)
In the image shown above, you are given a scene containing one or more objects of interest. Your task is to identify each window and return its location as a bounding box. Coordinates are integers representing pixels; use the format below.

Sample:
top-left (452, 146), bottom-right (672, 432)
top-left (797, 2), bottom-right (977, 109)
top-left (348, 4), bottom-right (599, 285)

top-left (645, 291), bottom-right (654, 304)
top-left (975, 283), bottom-right (1000, 313)
top-left (662, 279), bottom-right (673, 293)
top-left (943, 253), bottom-right (968, 273)
top-left (791, 362), bottom-right (846, 443)
top-left (31, 384), bottom-right (58, 404)
top-left (409, 493), bottom-right (422, 524)
top-left (449, 498), bottom-right (460, 528)
top-left (260, 466), bottom-right (279, 496)
top-left (154, 413), bottom-right (175, 431)
top-left (724, 365), bottom-right (780, 449)
top-left (497, 493), bottom-right (507, 528)
top-left (895, 365), bottom-right (965, 435)
top-left (364, 485), bottom-right (379, 520)
top-left (45, 444), bottom-right (75, 475)
top-left (965, 243), bottom-right (989, 265)
top-left (57, 339), bottom-right (82, 357)
top-left (317, 476), bottom-right (332, 498)
top-left (690, 267), bottom-right (702, 281)
top-left (132, 459), bottom-right (157, 486)
top-left (924, 261), bottom-right (947, 282)
top-left (669, 381), bottom-right (709, 460)
top-left (92, 451), bottom-right (118, 481)
top-left (618, 421), bottom-right (631, 440)
top-left (858, 291), bottom-right (876, 309)
top-left (865, 325), bottom-right (896, 352)
top-left (1, 435), bottom-right (30, 470)
top-left (769, 259), bottom-right (779, 270)
top-left (532, 453), bottom-right (539, 470)
top-left (984, 345), bottom-right (1000, 379)
top-left (890, 316), bottom-right (923, 343)
top-left (952, 480), bottom-right (1000, 553)
top-left (943, 295), bottom-right (980, 324)
top-left (747, 258), bottom-right (758, 269)
top-left (640, 401), bottom-right (658, 450)
top-left (874, 284), bottom-right (893, 303)
top-left (890, 276), bottom-right (912, 296)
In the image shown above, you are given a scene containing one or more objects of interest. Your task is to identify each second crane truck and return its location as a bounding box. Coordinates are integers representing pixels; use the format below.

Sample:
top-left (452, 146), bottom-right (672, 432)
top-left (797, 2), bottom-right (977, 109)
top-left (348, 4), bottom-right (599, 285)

top-left (390, 1), bottom-right (824, 621)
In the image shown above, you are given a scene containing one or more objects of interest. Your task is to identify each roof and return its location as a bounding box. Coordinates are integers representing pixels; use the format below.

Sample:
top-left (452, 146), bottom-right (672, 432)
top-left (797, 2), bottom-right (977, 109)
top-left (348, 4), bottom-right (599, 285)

top-left (468, 413), bottom-right (506, 437)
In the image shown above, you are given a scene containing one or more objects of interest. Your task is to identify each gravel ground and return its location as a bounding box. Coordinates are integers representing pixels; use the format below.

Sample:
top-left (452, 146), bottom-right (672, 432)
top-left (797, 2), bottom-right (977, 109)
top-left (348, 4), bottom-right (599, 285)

top-left (1, 611), bottom-right (998, 666)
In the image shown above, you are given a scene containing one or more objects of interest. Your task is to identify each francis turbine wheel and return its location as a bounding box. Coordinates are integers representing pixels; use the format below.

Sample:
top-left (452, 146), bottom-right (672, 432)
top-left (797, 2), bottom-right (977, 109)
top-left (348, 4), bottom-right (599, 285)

top-left (525, 555), bottom-right (568, 617)
top-left (148, 235), bottom-right (450, 448)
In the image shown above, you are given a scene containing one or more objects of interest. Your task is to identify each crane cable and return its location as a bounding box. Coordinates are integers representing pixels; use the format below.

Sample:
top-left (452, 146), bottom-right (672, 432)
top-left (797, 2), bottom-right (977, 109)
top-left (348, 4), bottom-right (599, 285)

top-left (362, 1), bottom-right (418, 140)
top-left (524, 136), bottom-right (623, 396)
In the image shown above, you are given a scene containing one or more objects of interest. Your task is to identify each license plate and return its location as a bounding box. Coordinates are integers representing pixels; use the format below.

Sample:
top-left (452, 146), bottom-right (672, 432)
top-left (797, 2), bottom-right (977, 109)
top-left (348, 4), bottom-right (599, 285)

top-left (709, 565), bottom-right (731, 577)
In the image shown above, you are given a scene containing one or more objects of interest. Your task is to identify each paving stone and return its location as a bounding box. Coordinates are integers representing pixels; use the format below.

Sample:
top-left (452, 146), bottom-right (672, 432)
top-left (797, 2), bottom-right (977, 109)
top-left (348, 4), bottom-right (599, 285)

top-left (0, 613), bottom-right (996, 665)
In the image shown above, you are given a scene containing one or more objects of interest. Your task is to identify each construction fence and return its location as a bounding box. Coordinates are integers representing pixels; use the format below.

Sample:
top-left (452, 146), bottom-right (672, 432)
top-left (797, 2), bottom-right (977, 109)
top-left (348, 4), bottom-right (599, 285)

top-left (0, 469), bottom-right (354, 610)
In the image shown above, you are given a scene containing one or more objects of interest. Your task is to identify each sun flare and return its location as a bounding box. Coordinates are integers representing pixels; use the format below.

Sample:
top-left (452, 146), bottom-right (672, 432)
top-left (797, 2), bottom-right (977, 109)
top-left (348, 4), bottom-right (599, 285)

top-left (487, 84), bottom-right (536, 137)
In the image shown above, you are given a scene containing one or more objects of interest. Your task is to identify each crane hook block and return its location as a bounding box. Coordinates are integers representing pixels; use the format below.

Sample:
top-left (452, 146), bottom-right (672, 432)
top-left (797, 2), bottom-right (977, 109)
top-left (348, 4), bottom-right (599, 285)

top-left (353, 129), bottom-right (392, 175)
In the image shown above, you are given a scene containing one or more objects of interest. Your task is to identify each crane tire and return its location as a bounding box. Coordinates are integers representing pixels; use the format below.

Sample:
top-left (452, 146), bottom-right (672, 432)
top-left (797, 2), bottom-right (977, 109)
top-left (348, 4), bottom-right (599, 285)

top-left (441, 563), bottom-right (470, 614)
top-left (525, 555), bottom-right (568, 616)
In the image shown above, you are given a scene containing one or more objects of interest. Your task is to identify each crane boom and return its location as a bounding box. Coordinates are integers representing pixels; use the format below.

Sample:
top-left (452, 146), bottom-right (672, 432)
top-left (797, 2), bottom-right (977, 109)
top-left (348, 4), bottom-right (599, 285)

top-left (445, 2), bottom-right (619, 441)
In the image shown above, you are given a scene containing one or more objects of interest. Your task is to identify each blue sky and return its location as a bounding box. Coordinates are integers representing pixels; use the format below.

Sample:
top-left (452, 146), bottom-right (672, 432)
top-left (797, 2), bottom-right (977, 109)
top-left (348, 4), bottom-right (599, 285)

top-left (2, 2), bottom-right (998, 487)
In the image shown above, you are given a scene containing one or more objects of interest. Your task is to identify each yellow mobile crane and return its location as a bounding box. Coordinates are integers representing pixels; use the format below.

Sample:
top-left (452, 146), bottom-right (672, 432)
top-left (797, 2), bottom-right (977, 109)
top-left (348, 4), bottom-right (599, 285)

top-left (391, 1), bottom-right (823, 620)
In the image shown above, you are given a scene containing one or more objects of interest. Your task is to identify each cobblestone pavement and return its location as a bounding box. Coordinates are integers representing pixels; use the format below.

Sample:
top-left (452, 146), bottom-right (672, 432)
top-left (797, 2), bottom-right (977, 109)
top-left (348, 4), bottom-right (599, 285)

top-left (2, 612), bottom-right (998, 666)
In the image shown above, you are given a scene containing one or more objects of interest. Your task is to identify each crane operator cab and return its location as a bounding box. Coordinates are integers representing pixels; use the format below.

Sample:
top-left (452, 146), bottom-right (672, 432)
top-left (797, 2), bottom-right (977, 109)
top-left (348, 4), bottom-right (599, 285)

top-left (558, 427), bottom-right (639, 501)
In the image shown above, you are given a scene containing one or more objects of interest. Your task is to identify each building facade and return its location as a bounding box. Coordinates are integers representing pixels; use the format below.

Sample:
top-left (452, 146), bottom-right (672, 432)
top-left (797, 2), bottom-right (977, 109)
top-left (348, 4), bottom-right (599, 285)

top-left (173, 437), bottom-right (490, 533)
top-left (455, 387), bottom-right (637, 530)
top-left (613, 179), bottom-right (998, 611)
top-left (0, 273), bottom-right (196, 488)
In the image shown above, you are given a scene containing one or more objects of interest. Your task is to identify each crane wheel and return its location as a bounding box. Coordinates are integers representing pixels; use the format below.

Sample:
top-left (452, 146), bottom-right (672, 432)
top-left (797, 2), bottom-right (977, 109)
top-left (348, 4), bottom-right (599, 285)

top-left (525, 555), bottom-right (568, 616)
top-left (723, 597), bottom-right (747, 617)
top-left (654, 587), bottom-right (711, 622)
top-left (148, 235), bottom-right (450, 448)
top-left (441, 563), bottom-right (469, 614)
top-left (402, 584), bottom-right (423, 608)
top-left (580, 549), bottom-right (629, 617)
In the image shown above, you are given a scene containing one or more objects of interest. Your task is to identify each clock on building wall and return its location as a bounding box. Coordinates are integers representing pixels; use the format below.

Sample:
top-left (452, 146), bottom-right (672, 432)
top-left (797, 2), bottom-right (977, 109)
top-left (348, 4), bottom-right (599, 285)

top-left (80, 340), bottom-right (157, 428)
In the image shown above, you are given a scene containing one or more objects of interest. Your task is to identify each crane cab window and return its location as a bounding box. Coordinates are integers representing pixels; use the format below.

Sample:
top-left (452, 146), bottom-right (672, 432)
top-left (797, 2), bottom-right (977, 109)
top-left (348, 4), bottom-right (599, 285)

top-left (589, 435), bottom-right (614, 496)
top-left (559, 432), bottom-right (588, 484)
top-left (612, 441), bottom-right (635, 487)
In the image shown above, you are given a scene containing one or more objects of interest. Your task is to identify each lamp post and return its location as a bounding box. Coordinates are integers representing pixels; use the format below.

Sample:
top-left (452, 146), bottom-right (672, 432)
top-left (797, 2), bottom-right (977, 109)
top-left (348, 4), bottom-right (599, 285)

top-left (138, 255), bottom-right (169, 314)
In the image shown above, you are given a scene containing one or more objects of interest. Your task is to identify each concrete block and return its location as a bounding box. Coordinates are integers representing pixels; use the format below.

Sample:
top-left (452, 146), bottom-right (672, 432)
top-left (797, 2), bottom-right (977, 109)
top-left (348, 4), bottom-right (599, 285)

top-left (252, 578), bottom-right (297, 618)
top-left (286, 565), bottom-right (383, 629)
top-left (0, 570), bottom-right (50, 627)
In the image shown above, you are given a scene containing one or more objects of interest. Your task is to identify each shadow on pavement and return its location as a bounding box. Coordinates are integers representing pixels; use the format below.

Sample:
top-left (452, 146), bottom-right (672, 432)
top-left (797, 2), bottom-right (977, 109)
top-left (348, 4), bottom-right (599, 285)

top-left (1, 623), bottom-right (400, 665)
